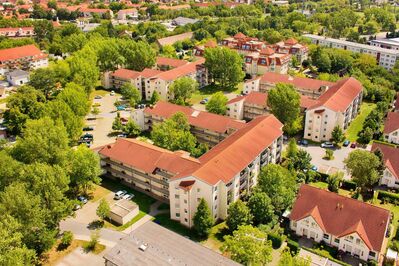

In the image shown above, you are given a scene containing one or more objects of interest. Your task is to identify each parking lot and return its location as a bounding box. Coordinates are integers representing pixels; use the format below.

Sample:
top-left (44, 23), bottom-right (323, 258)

top-left (297, 143), bottom-right (371, 179)
top-left (85, 93), bottom-right (130, 149)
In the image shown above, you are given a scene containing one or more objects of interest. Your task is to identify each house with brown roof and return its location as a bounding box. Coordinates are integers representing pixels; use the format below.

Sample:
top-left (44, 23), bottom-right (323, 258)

top-left (133, 101), bottom-right (245, 147)
top-left (0, 27), bottom-right (35, 38)
top-left (290, 184), bottom-right (390, 262)
top-left (100, 114), bottom-right (283, 227)
top-left (383, 112), bottom-right (399, 145)
top-left (372, 143), bottom-right (399, 189)
top-left (0, 45), bottom-right (48, 74)
top-left (304, 77), bottom-right (363, 142)
top-left (226, 91), bottom-right (318, 121)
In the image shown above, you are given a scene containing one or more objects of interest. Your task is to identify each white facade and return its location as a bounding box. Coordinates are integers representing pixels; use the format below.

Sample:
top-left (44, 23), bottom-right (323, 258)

top-left (169, 136), bottom-right (283, 227)
top-left (369, 38), bottom-right (399, 51)
top-left (379, 168), bottom-right (399, 189)
top-left (384, 129), bottom-right (399, 144)
top-left (290, 219), bottom-right (379, 261)
top-left (304, 34), bottom-right (399, 70)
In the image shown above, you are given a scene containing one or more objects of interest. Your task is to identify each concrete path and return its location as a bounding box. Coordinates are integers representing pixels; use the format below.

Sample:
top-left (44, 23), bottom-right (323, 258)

top-left (60, 220), bottom-right (126, 247)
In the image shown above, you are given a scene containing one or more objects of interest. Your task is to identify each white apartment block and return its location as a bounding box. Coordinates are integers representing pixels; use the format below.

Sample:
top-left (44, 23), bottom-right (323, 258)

top-left (304, 34), bottom-right (399, 70)
top-left (99, 114), bottom-right (283, 227)
top-left (372, 143), bottom-right (399, 189)
top-left (290, 185), bottom-right (390, 263)
top-left (369, 38), bottom-right (399, 51)
top-left (304, 78), bottom-right (363, 142)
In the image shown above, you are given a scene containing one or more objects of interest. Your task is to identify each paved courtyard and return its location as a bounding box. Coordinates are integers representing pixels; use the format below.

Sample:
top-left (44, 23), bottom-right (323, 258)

top-left (298, 144), bottom-right (371, 179)
top-left (56, 246), bottom-right (107, 266)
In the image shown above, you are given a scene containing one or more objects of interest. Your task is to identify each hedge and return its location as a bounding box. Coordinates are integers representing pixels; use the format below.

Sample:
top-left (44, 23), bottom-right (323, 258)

top-left (341, 180), bottom-right (357, 191)
top-left (377, 190), bottom-right (399, 205)
top-left (302, 247), bottom-right (350, 266)
top-left (268, 233), bottom-right (284, 249)
top-left (286, 239), bottom-right (299, 254)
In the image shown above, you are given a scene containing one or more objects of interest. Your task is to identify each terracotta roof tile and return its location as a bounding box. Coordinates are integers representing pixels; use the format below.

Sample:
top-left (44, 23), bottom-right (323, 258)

top-left (156, 57), bottom-right (188, 68)
top-left (154, 58), bottom-right (205, 81)
top-left (111, 69), bottom-right (141, 80)
top-left (290, 184), bottom-right (390, 252)
top-left (188, 115), bottom-right (283, 184)
top-left (145, 101), bottom-right (245, 133)
top-left (309, 77), bottom-right (363, 112)
top-left (371, 142), bottom-right (399, 180)
top-left (384, 112), bottom-right (399, 134)
top-left (259, 72), bottom-right (334, 92)
top-left (0, 44), bottom-right (47, 62)
top-left (140, 68), bottom-right (163, 78)
top-left (98, 138), bottom-right (200, 175)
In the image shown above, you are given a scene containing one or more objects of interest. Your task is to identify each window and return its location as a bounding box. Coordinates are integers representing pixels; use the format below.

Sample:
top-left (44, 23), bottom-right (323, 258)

top-left (175, 194), bottom-right (179, 199)
top-left (323, 234), bottom-right (329, 239)
top-left (356, 238), bottom-right (361, 245)
top-left (176, 213), bottom-right (180, 217)
top-left (214, 205), bottom-right (217, 209)
top-left (184, 209), bottom-right (187, 213)
top-left (369, 251), bottom-right (376, 257)
top-left (197, 198), bottom-right (200, 202)
top-left (184, 199), bottom-right (187, 204)
top-left (214, 186), bottom-right (217, 191)
top-left (214, 195), bottom-right (218, 200)
top-left (334, 238), bottom-right (340, 244)
top-left (184, 218), bottom-right (188, 222)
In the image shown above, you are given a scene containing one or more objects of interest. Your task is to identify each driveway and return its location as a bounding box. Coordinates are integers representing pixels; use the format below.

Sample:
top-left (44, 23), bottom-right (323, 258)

top-left (298, 144), bottom-right (371, 179)
top-left (87, 94), bottom-right (130, 149)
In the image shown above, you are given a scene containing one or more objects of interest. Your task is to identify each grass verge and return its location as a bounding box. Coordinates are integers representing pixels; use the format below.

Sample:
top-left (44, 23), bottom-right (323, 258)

top-left (345, 102), bottom-right (376, 142)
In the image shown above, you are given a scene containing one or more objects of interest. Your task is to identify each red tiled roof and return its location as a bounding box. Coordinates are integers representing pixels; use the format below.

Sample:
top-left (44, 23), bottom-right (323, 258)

top-left (234, 32), bottom-right (246, 39)
top-left (187, 115), bottom-right (283, 185)
top-left (309, 77), bottom-right (362, 112)
top-left (384, 112), bottom-right (399, 134)
top-left (140, 68), bottom-right (163, 78)
top-left (118, 8), bottom-right (137, 14)
top-left (145, 101), bottom-right (245, 134)
top-left (260, 47), bottom-right (275, 55)
top-left (0, 26), bottom-right (33, 32)
top-left (0, 44), bottom-right (47, 62)
top-left (291, 184), bottom-right (390, 252)
top-left (154, 58), bottom-right (205, 81)
top-left (179, 180), bottom-right (196, 191)
top-left (227, 95), bottom-right (245, 105)
top-left (204, 40), bottom-right (217, 48)
top-left (98, 138), bottom-right (200, 175)
top-left (111, 69), bottom-right (141, 80)
top-left (259, 72), bottom-right (334, 92)
top-left (156, 57), bottom-right (188, 68)
top-left (285, 38), bottom-right (298, 45)
top-left (371, 142), bottom-right (399, 180)
top-left (300, 95), bottom-right (319, 109)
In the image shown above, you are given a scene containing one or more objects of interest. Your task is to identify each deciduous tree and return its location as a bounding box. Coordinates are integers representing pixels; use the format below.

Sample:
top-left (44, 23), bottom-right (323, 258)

top-left (193, 198), bottom-right (214, 237)
top-left (96, 199), bottom-right (110, 221)
top-left (248, 191), bottom-right (275, 225)
top-left (226, 200), bottom-right (253, 232)
top-left (205, 92), bottom-right (228, 115)
top-left (169, 77), bottom-right (198, 105)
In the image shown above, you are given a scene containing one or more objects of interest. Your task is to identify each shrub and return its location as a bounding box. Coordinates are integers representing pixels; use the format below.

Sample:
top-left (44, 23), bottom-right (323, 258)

top-left (287, 239), bottom-right (299, 254)
top-left (341, 180), bottom-right (357, 191)
top-left (377, 190), bottom-right (399, 205)
top-left (84, 230), bottom-right (100, 252)
top-left (268, 233), bottom-right (285, 249)
top-left (58, 231), bottom-right (73, 250)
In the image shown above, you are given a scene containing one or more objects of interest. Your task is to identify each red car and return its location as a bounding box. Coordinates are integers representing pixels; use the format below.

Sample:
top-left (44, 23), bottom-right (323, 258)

top-left (350, 142), bottom-right (357, 148)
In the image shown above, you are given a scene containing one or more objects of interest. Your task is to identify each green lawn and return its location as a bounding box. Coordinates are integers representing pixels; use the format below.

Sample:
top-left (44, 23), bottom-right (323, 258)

top-left (345, 102), bottom-right (376, 142)
top-left (309, 182), bottom-right (352, 197)
top-left (153, 213), bottom-right (199, 240)
top-left (201, 222), bottom-right (228, 252)
top-left (189, 83), bottom-right (242, 105)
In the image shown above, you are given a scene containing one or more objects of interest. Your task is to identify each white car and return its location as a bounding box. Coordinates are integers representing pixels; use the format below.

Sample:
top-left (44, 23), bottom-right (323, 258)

top-left (321, 142), bottom-right (334, 148)
top-left (114, 190), bottom-right (127, 200)
top-left (123, 193), bottom-right (134, 200)
top-left (110, 90), bottom-right (115, 96)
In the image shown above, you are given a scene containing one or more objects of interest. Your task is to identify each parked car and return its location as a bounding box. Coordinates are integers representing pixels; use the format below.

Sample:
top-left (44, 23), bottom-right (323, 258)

top-left (116, 105), bottom-right (126, 111)
top-left (114, 190), bottom-right (127, 200)
top-left (123, 193), bottom-right (134, 200)
top-left (321, 142), bottom-right (334, 148)
top-left (298, 139), bottom-right (308, 146)
top-left (110, 90), bottom-right (115, 96)
top-left (81, 133), bottom-right (93, 141)
top-left (77, 196), bottom-right (88, 204)
top-left (350, 142), bottom-right (357, 148)
top-left (73, 204), bottom-right (81, 210)
top-left (94, 95), bottom-right (102, 99)
top-left (343, 140), bottom-right (350, 147)
top-left (200, 98), bottom-right (208, 104)
top-left (117, 133), bottom-right (128, 138)
top-left (311, 165), bottom-right (318, 171)
top-left (83, 126), bottom-right (94, 131)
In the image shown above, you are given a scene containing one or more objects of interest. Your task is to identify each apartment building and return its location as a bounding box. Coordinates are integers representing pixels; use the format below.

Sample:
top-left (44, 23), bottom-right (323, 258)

top-left (226, 91), bottom-right (319, 120)
top-left (304, 78), bottom-right (363, 142)
top-left (290, 184), bottom-right (390, 262)
top-left (0, 44), bottom-right (48, 75)
top-left (193, 40), bottom-right (217, 57)
top-left (100, 114), bottom-right (283, 227)
top-left (117, 8), bottom-right (138, 20)
top-left (221, 33), bottom-right (309, 75)
top-left (369, 38), bottom-right (399, 51)
top-left (103, 57), bottom-right (207, 101)
top-left (372, 143), bottom-right (399, 189)
top-left (383, 112), bottom-right (399, 145)
top-left (169, 115), bottom-right (283, 226)
top-left (304, 34), bottom-right (399, 70)
top-left (243, 72), bottom-right (334, 98)
top-left (99, 138), bottom-right (201, 202)
top-left (0, 27), bottom-right (35, 38)
top-left (133, 101), bottom-right (245, 147)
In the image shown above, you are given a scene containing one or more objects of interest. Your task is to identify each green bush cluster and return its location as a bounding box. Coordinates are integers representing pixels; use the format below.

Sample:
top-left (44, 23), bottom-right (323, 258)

top-left (268, 233), bottom-right (285, 249)
top-left (286, 239), bottom-right (300, 254)
top-left (341, 180), bottom-right (357, 191)
top-left (377, 190), bottom-right (399, 205)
